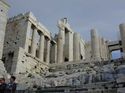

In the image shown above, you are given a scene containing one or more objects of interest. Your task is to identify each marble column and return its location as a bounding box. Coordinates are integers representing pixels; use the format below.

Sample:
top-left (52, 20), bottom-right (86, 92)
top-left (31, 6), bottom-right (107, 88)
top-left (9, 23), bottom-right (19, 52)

top-left (54, 44), bottom-right (57, 63)
top-left (50, 42), bottom-right (57, 64)
top-left (45, 38), bottom-right (50, 64)
top-left (105, 41), bottom-right (109, 60)
top-left (68, 31), bottom-right (73, 61)
top-left (73, 32), bottom-right (80, 61)
top-left (99, 36), bottom-right (102, 60)
top-left (64, 31), bottom-right (73, 61)
top-left (101, 38), bottom-right (105, 60)
top-left (119, 23), bottom-right (125, 58)
top-left (39, 33), bottom-right (44, 61)
top-left (91, 29), bottom-right (100, 60)
top-left (25, 21), bottom-right (32, 52)
top-left (80, 40), bottom-right (86, 60)
top-left (102, 38), bottom-right (108, 60)
top-left (57, 31), bottom-right (64, 63)
top-left (31, 28), bottom-right (37, 57)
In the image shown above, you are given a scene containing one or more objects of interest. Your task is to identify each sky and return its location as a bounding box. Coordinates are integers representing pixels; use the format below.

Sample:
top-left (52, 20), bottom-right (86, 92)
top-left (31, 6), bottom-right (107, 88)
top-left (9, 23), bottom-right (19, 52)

top-left (7, 0), bottom-right (125, 41)
top-left (112, 50), bottom-right (121, 59)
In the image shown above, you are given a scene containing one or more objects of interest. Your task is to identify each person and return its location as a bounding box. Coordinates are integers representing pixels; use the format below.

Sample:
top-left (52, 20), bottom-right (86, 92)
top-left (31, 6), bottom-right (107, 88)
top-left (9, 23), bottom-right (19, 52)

top-left (0, 78), bottom-right (7, 93)
top-left (6, 76), bottom-right (17, 93)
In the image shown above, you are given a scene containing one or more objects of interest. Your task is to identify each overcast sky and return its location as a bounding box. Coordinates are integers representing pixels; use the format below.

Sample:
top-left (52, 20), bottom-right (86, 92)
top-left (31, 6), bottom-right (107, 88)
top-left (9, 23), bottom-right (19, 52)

top-left (7, 0), bottom-right (125, 41)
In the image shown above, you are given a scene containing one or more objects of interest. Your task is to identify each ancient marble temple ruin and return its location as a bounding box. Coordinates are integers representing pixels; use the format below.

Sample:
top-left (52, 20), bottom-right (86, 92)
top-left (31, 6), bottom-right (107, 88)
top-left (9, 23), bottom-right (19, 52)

top-left (2, 12), bottom-right (85, 74)
top-left (1, 0), bottom-right (125, 93)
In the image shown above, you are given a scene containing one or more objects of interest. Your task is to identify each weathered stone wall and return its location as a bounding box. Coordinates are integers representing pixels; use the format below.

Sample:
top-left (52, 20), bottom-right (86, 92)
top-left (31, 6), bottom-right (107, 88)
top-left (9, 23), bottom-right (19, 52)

top-left (0, 1), bottom-right (9, 59)
top-left (4, 16), bottom-right (28, 50)
top-left (3, 12), bottom-right (51, 74)
top-left (13, 47), bottom-right (49, 74)
top-left (0, 0), bottom-right (10, 75)
top-left (3, 15), bottom-right (29, 73)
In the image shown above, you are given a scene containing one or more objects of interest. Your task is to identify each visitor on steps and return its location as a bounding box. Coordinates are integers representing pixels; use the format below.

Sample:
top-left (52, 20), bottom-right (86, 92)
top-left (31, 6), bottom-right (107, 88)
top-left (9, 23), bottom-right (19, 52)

top-left (0, 77), bottom-right (7, 93)
top-left (6, 76), bottom-right (17, 93)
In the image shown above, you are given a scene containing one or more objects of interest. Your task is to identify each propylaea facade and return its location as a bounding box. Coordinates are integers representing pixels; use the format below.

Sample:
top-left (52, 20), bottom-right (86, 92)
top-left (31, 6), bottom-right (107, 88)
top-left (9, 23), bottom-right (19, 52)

top-left (1, 1), bottom-right (125, 92)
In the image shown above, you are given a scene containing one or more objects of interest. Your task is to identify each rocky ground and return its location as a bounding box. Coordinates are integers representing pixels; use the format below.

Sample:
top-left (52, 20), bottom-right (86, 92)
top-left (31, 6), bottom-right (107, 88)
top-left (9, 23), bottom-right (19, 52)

top-left (0, 58), bottom-right (125, 91)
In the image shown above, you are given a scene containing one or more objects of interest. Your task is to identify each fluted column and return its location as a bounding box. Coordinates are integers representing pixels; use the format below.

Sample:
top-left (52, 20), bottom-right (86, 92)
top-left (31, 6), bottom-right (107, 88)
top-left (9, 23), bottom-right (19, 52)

top-left (45, 38), bottom-right (50, 64)
top-left (39, 33), bottom-right (44, 61)
top-left (57, 31), bottom-right (64, 63)
top-left (31, 28), bottom-right (37, 57)
top-left (119, 23), bottom-right (125, 58)
top-left (73, 32), bottom-right (80, 61)
top-left (91, 29), bottom-right (100, 60)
